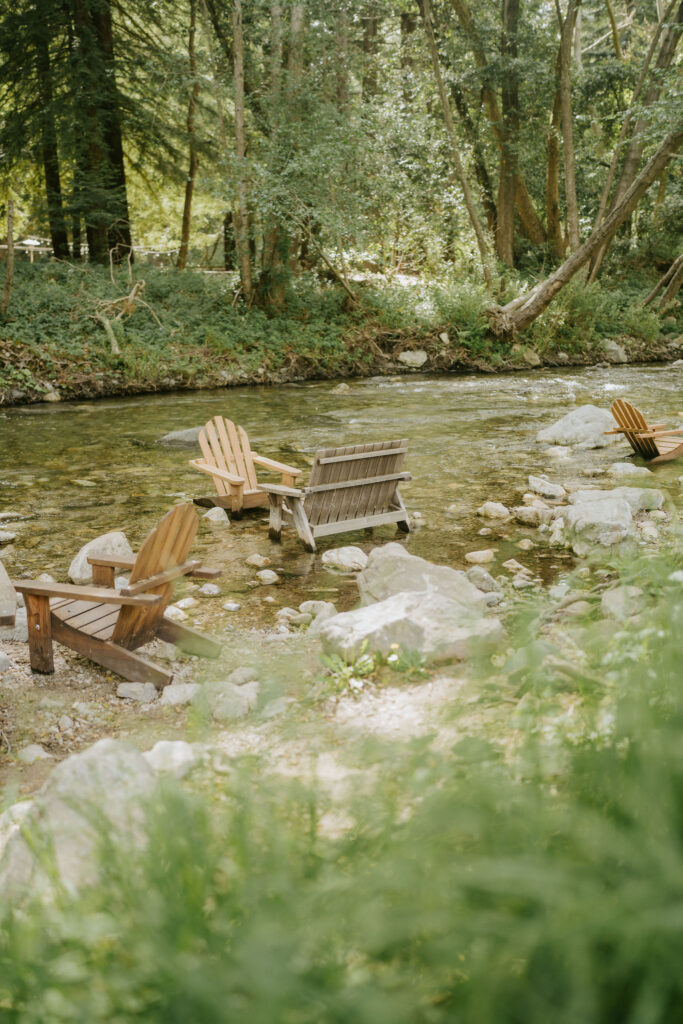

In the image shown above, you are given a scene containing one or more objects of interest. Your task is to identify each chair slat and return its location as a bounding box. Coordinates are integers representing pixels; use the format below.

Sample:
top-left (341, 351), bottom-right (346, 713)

top-left (237, 424), bottom-right (259, 491)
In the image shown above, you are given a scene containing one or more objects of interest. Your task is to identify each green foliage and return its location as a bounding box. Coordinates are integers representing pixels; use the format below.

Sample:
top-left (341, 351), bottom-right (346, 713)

top-left (2, 550), bottom-right (683, 1021)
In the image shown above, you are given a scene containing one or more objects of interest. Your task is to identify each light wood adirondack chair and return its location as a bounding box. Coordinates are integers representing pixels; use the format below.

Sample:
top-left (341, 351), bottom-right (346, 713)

top-left (260, 439), bottom-right (411, 552)
top-left (1, 561), bottom-right (16, 627)
top-left (190, 416), bottom-right (302, 514)
top-left (605, 398), bottom-right (683, 463)
top-left (14, 504), bottom-right (222, 689)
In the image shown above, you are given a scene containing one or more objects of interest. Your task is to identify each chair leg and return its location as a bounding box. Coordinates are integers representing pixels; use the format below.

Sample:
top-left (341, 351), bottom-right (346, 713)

top-left (268, 494), bottom-right (283, 542)
top-left (51, 619), bottom-right (172, 688)
top-left (157, 619), bottom-right (222, 658)
top-left (290, 497), bottom-right (316, 552)
top-left (25, 594), bottom-right (54, 673)
top-left (394, 490), bottom-right (411, 533)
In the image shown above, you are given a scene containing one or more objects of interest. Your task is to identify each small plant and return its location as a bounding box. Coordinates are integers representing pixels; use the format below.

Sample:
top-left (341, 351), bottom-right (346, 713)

top-left (319, 640), bottom-right (377, 694)
top-left (383, 643), bottom-right (428, 679)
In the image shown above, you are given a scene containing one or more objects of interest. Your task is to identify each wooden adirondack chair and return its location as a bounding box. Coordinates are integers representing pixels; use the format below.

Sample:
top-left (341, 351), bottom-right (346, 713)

top-left (605, 398), bottom-right (683, 463)
top-left (14, 504), bottom-right (222, 689)
top-left (1, 561), bottom-right (16, 627)
top-left (260, 439), bottom-right (411, 552)
top-left (190, 416), bottom-right (302, 514)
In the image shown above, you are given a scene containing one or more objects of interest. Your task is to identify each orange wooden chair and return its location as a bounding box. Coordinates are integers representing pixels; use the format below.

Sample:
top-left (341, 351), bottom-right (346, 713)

top-left (605, 398), bottom-right (683, 463)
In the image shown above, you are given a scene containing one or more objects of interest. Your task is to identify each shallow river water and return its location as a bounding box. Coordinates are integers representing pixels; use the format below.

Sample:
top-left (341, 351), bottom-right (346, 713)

top-left (1, 364), bottom-right (682, 620)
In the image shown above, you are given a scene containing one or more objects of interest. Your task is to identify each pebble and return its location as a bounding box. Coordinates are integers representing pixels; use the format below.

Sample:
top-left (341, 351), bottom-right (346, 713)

top-left (223, 601), bottom-right (241, 611)
top-left (257, 569), bottom-right (279, 585)
top-left (164, 605), bottom-right (188, 622)
top-left (563, 600), bottom-right (592, 617)
top-left (0, 531), bottom-right (17, 545)
top-left (17, 744), bottom-right (53, 764)
top-left (58, 715), bottom-right (74, 732)
top-left (199, 583), bottom-right (221, 596)
top-left (465, 549), bottom-right (495, 565)
top-left (321, 546), bottom-right (369, 572)
top-left (117, 682), bottom-right (158, 703)
top-left (175, 597), bottom-right (198, 610)
top-left (478, 527), bottom-right (493, 536)
top-left (246, 553), bottom-right (271, 568)
top-left (502, 558), bottom-right (529, 574)
top-left (0, 652), bottom-right (11, 672)
top-left (476, 501), bottom-right (510, 520)
top-left (527, 475), bottom-right (567, 500)
top-left (159, 683), bottom-right (201, 707)
top-left (263, 595), bottom-right (276, 603)
top-left (516, 539), bottom-right (535, 551)
top-left (203, 507), bottom-right (230, 525)
top-left (512, 575), bottom-right (535, 590)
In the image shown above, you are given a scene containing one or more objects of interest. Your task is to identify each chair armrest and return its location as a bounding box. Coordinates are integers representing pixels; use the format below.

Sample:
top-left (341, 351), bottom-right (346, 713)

top-left (189, 459), bottom-right (244, 486)
top-left (252, 453), bottom-right (302, 477)
top-left (88, 555), bottom-right (136, 569)
top-left (637, 427), bottom-right (683, 439)
top-left (13, 580), bottom-right (161, 606)
top-left (121, 560), bottom-right (202, 595)
top-left (258, 482), bottom-right (303, 498)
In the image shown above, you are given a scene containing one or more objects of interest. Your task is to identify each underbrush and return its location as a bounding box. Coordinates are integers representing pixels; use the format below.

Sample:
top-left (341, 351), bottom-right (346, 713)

top-left (0, 261), bottom-right (672, 402)
top-left (1, 550), bottom-right (682, 1022)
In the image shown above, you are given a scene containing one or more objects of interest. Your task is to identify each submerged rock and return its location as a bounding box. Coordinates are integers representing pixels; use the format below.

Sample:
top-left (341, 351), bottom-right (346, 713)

top-left (569, 486), bottom-right (664, 511)
top-left (527, 475), bottom-right (567, 500)
top-left (476, 501), bottom-right (510, 520)
top-left (158, 426), bottom-right (203, 447)
top-left (322, 546), bottom-right (369, 572)
top-left (536, 404), bottom-right (617, 448)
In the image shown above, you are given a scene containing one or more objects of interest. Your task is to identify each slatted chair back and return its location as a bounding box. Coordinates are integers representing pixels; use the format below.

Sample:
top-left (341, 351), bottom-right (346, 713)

top-left (112, 503), bottom-right (198, 649)
top-left (611, 399), bottom-right (660, 460)
top-left (304, 439), bottom-right (409, 528)
top-left (198, 416), bottom-right (259, 498)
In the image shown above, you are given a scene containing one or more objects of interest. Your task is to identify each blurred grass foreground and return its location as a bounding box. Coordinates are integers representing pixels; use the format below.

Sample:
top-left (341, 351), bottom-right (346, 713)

top-left (1, 547), bottom-right (683, 1023)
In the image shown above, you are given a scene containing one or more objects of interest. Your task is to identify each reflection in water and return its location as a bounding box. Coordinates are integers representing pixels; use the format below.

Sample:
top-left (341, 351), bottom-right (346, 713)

top-left (1, 366), bottom-right (681, 614)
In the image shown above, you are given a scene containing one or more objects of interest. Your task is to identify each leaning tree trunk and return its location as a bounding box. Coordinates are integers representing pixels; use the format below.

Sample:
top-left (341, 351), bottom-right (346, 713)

top-left (178, 0), bottom-right (200, 271)
top-left (489, 125), bottom-right (683, 334)
top-left (421, 0), bottom-right (493, 288)
top-left (559, 0), bottom-right (580, 252)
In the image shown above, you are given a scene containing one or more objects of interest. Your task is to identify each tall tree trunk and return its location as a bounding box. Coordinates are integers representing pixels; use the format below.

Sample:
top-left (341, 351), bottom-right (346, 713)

top-left (34, 25), bottom-right (70, 259)
top-left (448, 0), bottom-right (547, 246)
top-left (497, 0), bottom-right (519, 266)
top-left (400, 11), bottom-right (418, 102)
top-left (361, 12), bottom-right (379, 99)
top-left (232, 0), bottom-right (252, 300)
top-left (491, 125), bottom-right (683, 334)
top-left (2, 199), bottom-right (14, 315)
top-left (336, 8), bottom-right (350, 107)
top-left (604, 0), bottom-right (623, 58)
top-left (452, 86), bottom-right (497, 234)
top-left (177, 0), bottom-right (200, 271)
top-left (545, 83), bottom-right (564, 260)
top-left (558, 0), bottom-right (580, 252)
top-left (421, 0), bottom-right (493, 287)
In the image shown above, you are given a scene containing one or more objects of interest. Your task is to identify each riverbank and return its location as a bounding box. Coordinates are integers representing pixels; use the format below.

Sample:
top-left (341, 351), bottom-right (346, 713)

top-left (1, 263), bottom-right (680, 406)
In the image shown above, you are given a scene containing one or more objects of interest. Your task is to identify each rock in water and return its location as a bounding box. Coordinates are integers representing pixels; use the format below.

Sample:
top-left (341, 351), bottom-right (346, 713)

top-left (358, 542), bottom-right (485, 607)
top-left (158, 426), bottom-right (203, 447)
top-left (536, 404), bottom-right (617, 448)
top-left (563, 498), bottom-right (634, 555)
top-left (322, 546), bottom-right (369, 572)
top-left (527, 475), bottom-right (566, 500)
top-left (569, 486), bottom-right (664, 511)
top-left (476, 501), bottom-right (510, 520)
top-left (68, 532), bottom-right (135, 584)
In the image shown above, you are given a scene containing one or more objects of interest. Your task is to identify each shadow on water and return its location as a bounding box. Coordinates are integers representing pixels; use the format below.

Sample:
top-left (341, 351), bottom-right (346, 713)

top-left (1, 365), bottom-right (682, 621)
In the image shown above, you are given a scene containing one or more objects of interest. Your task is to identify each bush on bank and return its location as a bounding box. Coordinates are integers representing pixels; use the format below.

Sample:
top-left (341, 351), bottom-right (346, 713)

top-left (0, 262), bottom-right (678, 403)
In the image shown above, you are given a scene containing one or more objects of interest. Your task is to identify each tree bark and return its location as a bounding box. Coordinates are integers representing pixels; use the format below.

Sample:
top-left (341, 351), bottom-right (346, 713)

top-left (451, 86), bottom-right (497, 234)
top-left (558, 0), bottom-right (580, 252)
top-left (604, 0), bottom-right (623, 58)
top-left (545, 81), bottom-right (564, 260)
top-left (491, 125), bottom-right (683, 333)
top-left (497, 0), bottom-right (519, 266)
top-left (421, 0), bottom-right (493, 287)
top-left (232, 0), bottom-right (252, 300)
top-left (361, 13), bottom-right (379, 99)
top-left (644, 253), bottom-right (683, 309)
top-left (177, 0), bottom-right (200, 271)
top-left (448, 0), bottom-right (547, 245)
top-left (34, 23), bottom-right (70, 259)
top-left (2, 199), bottom-right (14, 316)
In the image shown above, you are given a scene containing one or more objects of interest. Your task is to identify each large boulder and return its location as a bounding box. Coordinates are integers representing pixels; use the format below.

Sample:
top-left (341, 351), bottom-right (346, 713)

top-left (319, 591), bottom-right (503, 665)
top-left (358, 542), bottom-right (485, 608)
top-left (68, 531), bottom-right (135, 584)
top-left (562, 497), bottom-right (634, 555)
top-left (569, 486), bottom-right (664, 511)
top-left (157, 426), bottom-right (203, 447)
top-left (0, 739), bottom-right (156, 896)
top-left (536, 404), bottom-right (617, 448)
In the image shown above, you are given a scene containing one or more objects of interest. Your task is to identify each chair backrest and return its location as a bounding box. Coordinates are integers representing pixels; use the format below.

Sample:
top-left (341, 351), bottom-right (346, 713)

top-left (304, 439), bottom-right (408, 527)
top-left (611, 399), bottom-right (659, 459)
top-left (198, 416), bottom-right (258, 495)
top-left (112, 503), bottom-right (198, 649)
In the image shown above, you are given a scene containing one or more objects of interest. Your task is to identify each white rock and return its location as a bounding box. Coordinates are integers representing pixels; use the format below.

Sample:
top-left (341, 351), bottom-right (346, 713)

top-left (68, 531), bottom-right (135, 584)
top-left (563, 498), bottom-right (634, 555)
top-left (397, 349), bottom-right (428, 367)
top-left (465, 549), bottom-right (495, 565)
top-left (164, 605), bottom-right (188, 622)
top-left (143, 740), bottom-right (199, 778)
top-left (246, 553), bottom-right (271, 568)
top-left (333, 382), bottom-right (350, 393)
top-left (0, 801), bottom-right (33, 861)
top-left (0, 531), bottom-right (16, 545)
top-left (608, 462), bottom-right (653, 478)
top-left (465, 566), bottom-right (501, 593)
top-left (544, 446), bottom-right (573, 460)
top-left (318, 591), bottom-right (503, 665)
top-left (199, 583), bottom-right (221, 597)
top-left (359, 543), bottom-right (485, 607)
top-left (159, 683), bottom-right (201, 707)
top-left (58, 715), bottom-right (74, 732)
top-left (43, 390), bottom-right (61, 402)
top-left (512, 575), bottom-right (535, 590)
top-left (536, 404), bottom-right (617, 448)
top-left (117, 682), bottom-right (158, 703)
top-left (601, 586), bottom-right (644, 620)
top-left (527, 475), bottom-right (567, 500)
top-left (476, 501), bottom-right (510, 520)
top-left (223, 601), bottom-right (241, 611)
top-left (639, 523), bottom-right (659, 542)
top-left (203, 507), bottom-right (229, 525)
top-left (548, 518), bottom-right (567, 547)
top-left (602, 338), bottom-right (628, 363)
top-left (204, 680), bottom-right (260, 722)
top-left (321, 546), bottom-right (369, 572)
top-left (175, 597), bottom-right (198, 609)
top-left (158, 426), bottom-right (203, 447)
top-left (516, 538), bottom-right (535, 551)
top-left (569, 487), bottom-right (664, 511)
top-left (257, 569), bottom-right (279, 585)
top-left (512, 506), bottom-right (553, 527)
top-left (502, 558), bottom-right (530, 574)
top-left (0, 607), bottom-right (27, 643)
top-left (668, 570), bottom-right (683, 583)
top-left (0, 652), bottom-right (11, 672)
top-left (16, 744), bottom-right (53, 765)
